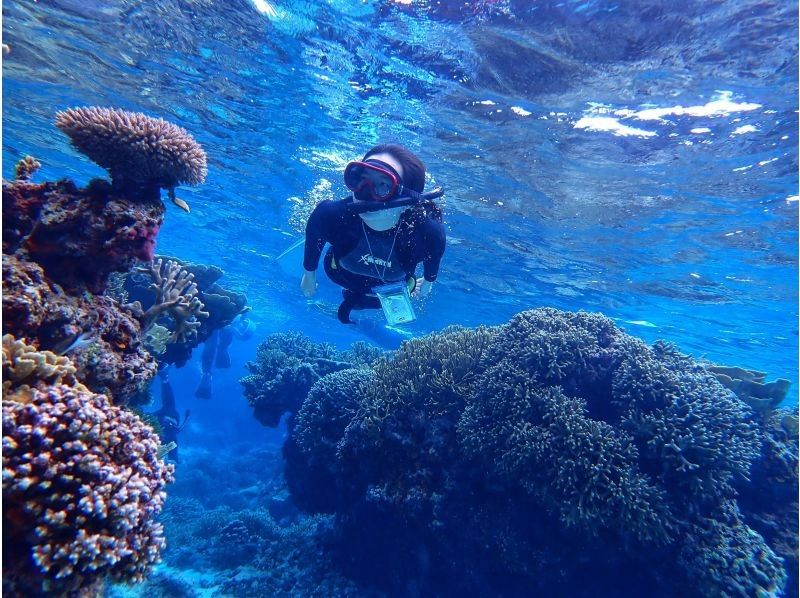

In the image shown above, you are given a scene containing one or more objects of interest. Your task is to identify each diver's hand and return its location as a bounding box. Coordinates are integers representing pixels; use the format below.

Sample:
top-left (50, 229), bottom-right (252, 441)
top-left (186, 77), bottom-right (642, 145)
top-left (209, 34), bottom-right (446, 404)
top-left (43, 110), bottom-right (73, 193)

top-left (301, 270), bottom-right (318, 297)
top-left (412, 278), bottom-right (432, 298)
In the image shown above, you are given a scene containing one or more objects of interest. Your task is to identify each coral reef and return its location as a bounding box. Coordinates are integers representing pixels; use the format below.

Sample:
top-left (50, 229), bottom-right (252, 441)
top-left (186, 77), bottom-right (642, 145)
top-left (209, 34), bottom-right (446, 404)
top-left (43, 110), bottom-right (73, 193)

top-left (3, 109), bottom-right (207, 595)
top-left (55, 106), bottom-right (207, 202)
top-left (707, 364), bottom-right (791, 413)
top-left (14, 155), bottom-right (41, 181)
top-left (2, 256), bottom-right (157, 403)
top-left (2, 333), bottom-right (88, 399)
top-left (288, 368), bottom-right (376, 512)
top-left (2, 366), bottom-right (174, 595)
top-left (737, 406), bottom-right (799, 597)
top-left (282, 308), bottom-right (789, 597)
top-left (240, 333), bottom-right (359, 427)
top-left (136, 258), bottom-right (209, 343)
top-left (117, 254), bottom-right (248, 367)
top-left (3, 177), bottom-right (164, 292)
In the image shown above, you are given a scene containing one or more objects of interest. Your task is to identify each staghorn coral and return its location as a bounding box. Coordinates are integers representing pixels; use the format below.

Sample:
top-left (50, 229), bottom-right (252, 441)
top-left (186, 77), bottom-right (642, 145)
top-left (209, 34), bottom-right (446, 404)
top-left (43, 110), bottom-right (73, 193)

top-left (118, 255), bottom-right (248, 367)
top-left (2, 255), bottom-right (157, 403)
top-left (14, 155), bottom-right (41, 181)
top-left (240, 332), bottom-right (353, 427)
top-left (2, 334), bottom-right (88, 400)
top-left (55, 106), bottom-right (207, 202)
top-left (2, 384), bottom-right (174, 595)
top-left (135, 258), bottom-right (209, 344)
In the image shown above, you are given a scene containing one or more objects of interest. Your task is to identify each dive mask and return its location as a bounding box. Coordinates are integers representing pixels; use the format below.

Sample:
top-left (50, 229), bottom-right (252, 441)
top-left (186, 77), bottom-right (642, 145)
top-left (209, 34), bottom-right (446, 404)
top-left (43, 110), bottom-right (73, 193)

top-left (344, 159), bottom-right (403, 202)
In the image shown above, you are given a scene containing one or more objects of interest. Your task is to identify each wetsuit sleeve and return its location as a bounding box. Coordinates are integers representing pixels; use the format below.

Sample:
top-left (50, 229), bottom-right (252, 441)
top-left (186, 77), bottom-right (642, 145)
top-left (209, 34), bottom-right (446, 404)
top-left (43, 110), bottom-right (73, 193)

top-left (303, 201), bottom-right (332, 271)
top-left (422, 219), bottom-right (446, 282)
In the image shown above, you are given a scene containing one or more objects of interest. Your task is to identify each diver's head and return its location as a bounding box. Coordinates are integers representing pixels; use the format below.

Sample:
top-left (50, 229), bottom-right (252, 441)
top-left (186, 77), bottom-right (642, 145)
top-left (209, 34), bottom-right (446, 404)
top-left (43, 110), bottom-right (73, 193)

top-left (345, 144), bottom-right (426, 230)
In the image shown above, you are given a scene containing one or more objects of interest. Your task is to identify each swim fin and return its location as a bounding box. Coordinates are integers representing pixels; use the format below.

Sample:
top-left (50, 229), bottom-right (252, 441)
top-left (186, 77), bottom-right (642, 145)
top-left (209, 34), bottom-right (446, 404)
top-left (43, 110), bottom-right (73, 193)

top-left (194, 372), bottom-right (213, 400)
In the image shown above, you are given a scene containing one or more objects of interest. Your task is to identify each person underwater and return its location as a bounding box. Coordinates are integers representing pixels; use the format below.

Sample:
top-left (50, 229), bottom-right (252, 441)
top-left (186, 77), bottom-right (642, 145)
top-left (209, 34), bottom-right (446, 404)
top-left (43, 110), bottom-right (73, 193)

top-left (156, 365), bottom-right (189, 463)
top-left (300, 143), bottom-right (446, 324)
top-left (195, 311), bottom-right (255, 399)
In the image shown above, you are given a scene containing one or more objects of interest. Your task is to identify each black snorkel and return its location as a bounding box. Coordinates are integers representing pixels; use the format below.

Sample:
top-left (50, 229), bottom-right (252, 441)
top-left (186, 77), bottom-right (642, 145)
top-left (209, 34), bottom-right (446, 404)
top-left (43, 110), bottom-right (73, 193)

top-left (344, 186), bottom-right (444, 214)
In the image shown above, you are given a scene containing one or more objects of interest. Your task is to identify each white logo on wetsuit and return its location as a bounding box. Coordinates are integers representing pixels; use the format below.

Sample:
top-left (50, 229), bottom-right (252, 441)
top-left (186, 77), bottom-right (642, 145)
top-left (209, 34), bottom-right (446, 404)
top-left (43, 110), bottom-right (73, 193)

top-left (358, 253), bottom-right (392, 268)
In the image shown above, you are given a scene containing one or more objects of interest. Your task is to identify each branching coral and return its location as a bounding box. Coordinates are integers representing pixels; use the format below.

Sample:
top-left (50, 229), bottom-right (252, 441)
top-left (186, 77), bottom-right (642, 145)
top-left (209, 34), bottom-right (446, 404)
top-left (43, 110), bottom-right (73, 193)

top-left (283, 308), bottom-right (785, 596)
top-left (136, 258), bottom-right (209, 344)
top-left (333, 326), bottom-right (497, 521)
top-left (117, 255), bottom-right (248, 366)
top-left (2, 384), bottom-right (174, 595)
top-left (240, 332), bottom-right (353, 427)
top-left (288, 369), bottom-right (376, 512)
top-left (14, 155), bottom-right (41, 181)
top-left (55, 106), bottom-right (207, 202)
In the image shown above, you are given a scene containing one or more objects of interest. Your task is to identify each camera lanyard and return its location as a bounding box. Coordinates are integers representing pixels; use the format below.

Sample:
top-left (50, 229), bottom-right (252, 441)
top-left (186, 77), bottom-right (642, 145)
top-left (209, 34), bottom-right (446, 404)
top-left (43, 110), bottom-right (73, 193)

top-left (361, 220), bottom-right (400, 283)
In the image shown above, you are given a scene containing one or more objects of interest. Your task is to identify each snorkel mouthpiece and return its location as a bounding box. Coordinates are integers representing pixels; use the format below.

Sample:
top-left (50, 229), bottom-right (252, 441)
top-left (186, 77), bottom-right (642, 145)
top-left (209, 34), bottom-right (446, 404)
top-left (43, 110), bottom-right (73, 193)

top-left (347, 186), bottom-right (445, 213)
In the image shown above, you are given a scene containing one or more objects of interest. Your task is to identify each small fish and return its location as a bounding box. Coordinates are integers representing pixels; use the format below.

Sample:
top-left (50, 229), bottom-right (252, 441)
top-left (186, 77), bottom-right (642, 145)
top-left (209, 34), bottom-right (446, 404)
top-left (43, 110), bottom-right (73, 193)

top-left (168, 187), bottom-right (191, 213)
top-left (54, 331), bottom-right (96, 355)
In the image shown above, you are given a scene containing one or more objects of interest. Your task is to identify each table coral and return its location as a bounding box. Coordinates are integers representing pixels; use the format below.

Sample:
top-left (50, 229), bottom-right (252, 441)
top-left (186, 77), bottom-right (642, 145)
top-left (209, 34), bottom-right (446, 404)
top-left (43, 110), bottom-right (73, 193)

top-left (55, 106), bottom-right (207, 203)
top-left (2, 384), bottom-right (174, 596)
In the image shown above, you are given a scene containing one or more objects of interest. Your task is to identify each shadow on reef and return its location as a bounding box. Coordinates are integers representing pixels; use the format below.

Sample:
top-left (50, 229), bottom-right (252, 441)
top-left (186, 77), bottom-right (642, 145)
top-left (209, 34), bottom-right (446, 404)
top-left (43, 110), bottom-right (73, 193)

top-left (1, 107), bottom-right (244, 595)
top-left (243, 311), bottom-right (798, 598)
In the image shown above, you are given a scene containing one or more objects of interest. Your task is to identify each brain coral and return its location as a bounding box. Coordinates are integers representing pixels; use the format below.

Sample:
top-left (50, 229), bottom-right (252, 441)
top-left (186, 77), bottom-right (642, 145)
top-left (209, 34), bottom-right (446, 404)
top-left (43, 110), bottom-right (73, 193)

top-left (55, 106), bottom-right (207, 197)
top-left (2, 384), bottom-right (174, 595)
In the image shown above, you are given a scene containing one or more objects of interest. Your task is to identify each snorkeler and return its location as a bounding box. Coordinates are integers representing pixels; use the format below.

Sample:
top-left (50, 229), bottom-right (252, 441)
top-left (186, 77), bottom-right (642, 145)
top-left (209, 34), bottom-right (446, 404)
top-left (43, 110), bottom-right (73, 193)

top-left (300, 144), bottom-right (446, 324)
top-left (156, 366), bottom-right (189, 463)
top-left (194, 312), bottom-right (255, 399)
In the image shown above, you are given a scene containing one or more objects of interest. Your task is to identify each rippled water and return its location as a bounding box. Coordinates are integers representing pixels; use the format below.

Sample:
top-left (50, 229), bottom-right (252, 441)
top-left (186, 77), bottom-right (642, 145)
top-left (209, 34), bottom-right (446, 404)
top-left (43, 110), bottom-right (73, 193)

top-left (3, 0), bottom-right (798, 397)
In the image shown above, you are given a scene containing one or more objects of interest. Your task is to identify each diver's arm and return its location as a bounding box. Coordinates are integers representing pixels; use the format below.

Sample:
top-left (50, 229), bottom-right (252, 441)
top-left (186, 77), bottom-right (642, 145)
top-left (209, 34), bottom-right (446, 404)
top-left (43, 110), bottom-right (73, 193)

top-left (421, 219), bottom-right (446, 283)
top-left (301, 202), bottom-right (331, 297)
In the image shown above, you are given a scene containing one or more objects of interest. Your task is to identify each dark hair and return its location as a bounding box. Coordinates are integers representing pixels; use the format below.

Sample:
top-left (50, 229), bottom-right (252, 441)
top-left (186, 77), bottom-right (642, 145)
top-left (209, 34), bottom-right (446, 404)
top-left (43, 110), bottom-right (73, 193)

top-left (363, 143), bottom-right (426, 193)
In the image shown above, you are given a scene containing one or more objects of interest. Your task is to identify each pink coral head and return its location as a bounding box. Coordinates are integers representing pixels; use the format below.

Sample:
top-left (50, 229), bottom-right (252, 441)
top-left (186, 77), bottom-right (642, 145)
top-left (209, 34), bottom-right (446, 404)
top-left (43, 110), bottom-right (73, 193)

top-left (134, 225), bottom-right (160, 261)
top-left (121, 223), bottom-right (160, 262)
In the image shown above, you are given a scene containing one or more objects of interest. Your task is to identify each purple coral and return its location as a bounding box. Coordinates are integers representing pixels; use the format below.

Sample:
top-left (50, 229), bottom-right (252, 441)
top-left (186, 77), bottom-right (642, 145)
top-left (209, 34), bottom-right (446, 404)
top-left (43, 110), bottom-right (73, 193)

top-left (55, 107), bottom-right (207, 199)
top-left (2, 384), bottom-right (174, 595)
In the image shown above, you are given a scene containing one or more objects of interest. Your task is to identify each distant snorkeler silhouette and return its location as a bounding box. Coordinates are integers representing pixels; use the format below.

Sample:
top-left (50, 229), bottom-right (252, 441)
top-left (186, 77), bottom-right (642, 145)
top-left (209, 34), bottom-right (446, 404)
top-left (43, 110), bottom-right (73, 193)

top-left (157, 365), bottom-right (189, 462)
top-left (300, 144), bottom-right (446, 326)
top-left (194, 312), bottom-right (255, 399)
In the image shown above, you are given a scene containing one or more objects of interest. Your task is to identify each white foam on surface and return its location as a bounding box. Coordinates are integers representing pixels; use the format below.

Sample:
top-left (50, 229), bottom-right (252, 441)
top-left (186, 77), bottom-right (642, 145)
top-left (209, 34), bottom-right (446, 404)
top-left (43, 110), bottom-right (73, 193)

top-left (573, 116), bottom-right (656, 137)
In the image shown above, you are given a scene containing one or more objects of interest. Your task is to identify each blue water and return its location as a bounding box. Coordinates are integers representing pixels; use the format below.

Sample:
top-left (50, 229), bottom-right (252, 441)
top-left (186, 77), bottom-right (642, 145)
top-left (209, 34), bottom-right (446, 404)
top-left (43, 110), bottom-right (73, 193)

top-left (3, 0), bottom-right (798, 595)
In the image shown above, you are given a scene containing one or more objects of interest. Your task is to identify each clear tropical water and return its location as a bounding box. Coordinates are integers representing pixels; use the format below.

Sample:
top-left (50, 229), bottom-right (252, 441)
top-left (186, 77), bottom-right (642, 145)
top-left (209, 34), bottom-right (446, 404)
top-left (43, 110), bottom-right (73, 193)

top-left (2, 0), bottom-right (798, 595)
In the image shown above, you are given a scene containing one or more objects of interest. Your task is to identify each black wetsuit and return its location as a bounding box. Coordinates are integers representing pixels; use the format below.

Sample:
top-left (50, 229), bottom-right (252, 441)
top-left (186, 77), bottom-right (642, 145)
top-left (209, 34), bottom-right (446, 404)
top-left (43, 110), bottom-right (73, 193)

top-left (157, 377), bottom-right (181, 461)
top-left (304, 200), bottom-right (446, 321)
